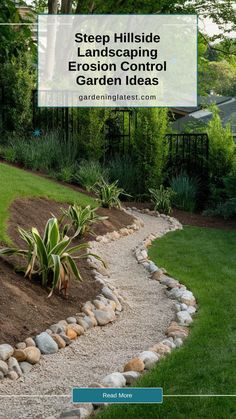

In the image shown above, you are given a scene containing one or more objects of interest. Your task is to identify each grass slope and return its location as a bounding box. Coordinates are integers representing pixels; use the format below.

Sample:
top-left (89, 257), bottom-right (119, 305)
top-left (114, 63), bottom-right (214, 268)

top-left (98, 227), bottom-right (236, 419)
top-left (0, 163), bottom-right (94, 242)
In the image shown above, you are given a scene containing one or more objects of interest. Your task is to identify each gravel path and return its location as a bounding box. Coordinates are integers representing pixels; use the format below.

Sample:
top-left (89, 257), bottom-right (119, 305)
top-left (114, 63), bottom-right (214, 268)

top-left (0, 211), bottom-right (175, 419)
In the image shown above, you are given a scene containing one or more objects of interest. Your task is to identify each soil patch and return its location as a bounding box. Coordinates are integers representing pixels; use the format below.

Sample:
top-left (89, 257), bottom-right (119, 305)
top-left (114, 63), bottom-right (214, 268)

top-left (124, 202), bottom-right (236, 231)
top-left (172, 209), bottom-right (236, 231)
top-left (0, 197), bottom-right (134, 345)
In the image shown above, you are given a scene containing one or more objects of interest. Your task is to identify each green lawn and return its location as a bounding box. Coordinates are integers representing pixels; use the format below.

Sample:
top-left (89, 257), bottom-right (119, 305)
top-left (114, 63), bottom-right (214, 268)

top-left (0, 163), bottom-right (94, 242)
top-left (98, 227), bottom-right (236, 419)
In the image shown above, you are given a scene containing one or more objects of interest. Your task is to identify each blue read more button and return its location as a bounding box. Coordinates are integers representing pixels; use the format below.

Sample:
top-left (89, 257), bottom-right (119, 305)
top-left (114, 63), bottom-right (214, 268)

top-left (72, 388), bottom-right (163, 404)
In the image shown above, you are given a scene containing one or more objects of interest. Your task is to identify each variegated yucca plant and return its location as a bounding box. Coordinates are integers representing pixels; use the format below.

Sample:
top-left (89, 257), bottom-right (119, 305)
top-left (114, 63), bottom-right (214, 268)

top-left (92, 178), bottom-right (129, 209)
top-left (61, 204), bottom-right (107, 238)
top-left (0, 217), bottom-right (103, 297)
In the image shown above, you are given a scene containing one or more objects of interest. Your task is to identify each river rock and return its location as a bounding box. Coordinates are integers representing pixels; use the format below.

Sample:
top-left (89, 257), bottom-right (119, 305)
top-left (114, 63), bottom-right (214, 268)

top-left (59, 333), bottom-right (72, 346)
top-left (138, 351), bottom-right (159, 370)
top-left (122, 371), bottom-right (141, 384)
top-left (50, 324), bottom-right (66, 334)
top-left (167, 287), bottom-right (186, 300)
top-left (161, 339), bottom-right (176, 349)
top-left (0, 360), bottom-right (8, 376)
top-left (160, 275), bottom-right (180, 288)
top-left (187, 306), bottom-right (197, 315)
top-left (0, 344), bottom-right (14, 361)
top-left (66, 328), bottom-right (77, 340)
top-left (177, 311), bottom-right (193, 326)
top-left (19, 361), bottom-right (33, 374)
top-left (83, 316), bottom-right (95, 329)
top-left (0, 371), bottom-right (4, 380)
top-left (174, 338), bottom-right (183, 348)
top-left (180, 290), bottom-right (196, 305)
top-left (148, 262), bottom-right (159, 273)
top-left (93, 309), bottom-right (116, 326)
top-left (25, 347), bottom-right (41, 364)
top-left (7, 370), bottom-right (18, 380)
top-left (35, 332), bottom-right (58, 354)
top-left (57, 320), bottom-right (68, 328)
top-left (51, 334), bottom-right (66, 349)
top-left (66, 317), bottom-right (77, 324)
top-left (149, 343), bottom-right (171, 357)
top-left (67, 324), bottom-right (84, 336)
top-left (124, 358), bottom-right (145, 372)
top-left (8, 357), bottom-right (22, 376)
top-left (151, 270), bottom-right (162, 281)
top-left (77, 318), bottom-right (90, 331)
top-left (13, 349), bottom-right (26, 362)
top-left (25, 338), bottom-right (36, 348)
top-left (15, 342), bottom-right (26, 350)
top-left (101, 372), bottom-right (126, 388)
top-left (101, 287), bottom-right (119, 304)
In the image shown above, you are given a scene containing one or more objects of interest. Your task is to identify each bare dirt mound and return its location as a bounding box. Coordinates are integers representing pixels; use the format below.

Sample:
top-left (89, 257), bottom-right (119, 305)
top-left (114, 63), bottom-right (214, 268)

top-left (0, 197), bottom-right (134, 345)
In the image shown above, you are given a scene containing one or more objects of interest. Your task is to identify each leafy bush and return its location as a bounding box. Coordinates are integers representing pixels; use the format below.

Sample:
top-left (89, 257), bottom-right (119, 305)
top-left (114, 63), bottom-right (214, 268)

top-left (170, 173), bottom-right (198, 212)
top-left (207, 106), bottom-right (236, 186)
top-left (107, 155), bottom-right (139, 197)
top-left (204, 199), bottom-right (236, 220)
top-left (56, 165), bottom-right (76, 183)
top-left (0, 217), bottom-right (102, 297)
top-left (0, 53), bottom-right (35, 133)
top-left (93, 178), bottom-right (127, 209)
top-left (61, 204), bottom-right (107, 238)
top-left (134, 108), bottom-right (169, 193)
top-left (203, 172), bottom-right (236, 219)
top-left (149, 185), bottom-right (174, 215)
top-left (2, 147), bottom-right (16, 163)
top-left (74, 160), bottom-right (107, 191)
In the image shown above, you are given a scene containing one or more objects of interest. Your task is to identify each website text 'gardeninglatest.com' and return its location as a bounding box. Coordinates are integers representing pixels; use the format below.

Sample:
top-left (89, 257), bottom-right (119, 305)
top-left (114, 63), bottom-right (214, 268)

top-left (77, 93), bottom-right (157, 103)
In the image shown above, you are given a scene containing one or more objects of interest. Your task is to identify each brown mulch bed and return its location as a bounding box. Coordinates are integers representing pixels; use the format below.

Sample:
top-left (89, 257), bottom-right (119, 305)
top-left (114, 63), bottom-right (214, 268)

top-left (172, 209), bottom-right (236, 231)
top-left (124, 202), bottom-right (236, 231)
top-left (0, 198), bottom-right (134, 345)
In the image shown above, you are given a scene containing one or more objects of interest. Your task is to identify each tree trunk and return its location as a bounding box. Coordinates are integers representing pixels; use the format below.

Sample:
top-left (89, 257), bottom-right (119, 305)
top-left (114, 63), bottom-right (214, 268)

top-left (48, 0), bottom-right (57, 14)
top-left (61, 0), bottom-right (73, 14)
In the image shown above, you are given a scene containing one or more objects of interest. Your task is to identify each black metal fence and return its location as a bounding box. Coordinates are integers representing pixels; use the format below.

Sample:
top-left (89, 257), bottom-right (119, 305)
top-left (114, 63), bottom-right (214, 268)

top-left (1, 88), bottom-right (209, 186)
top-left (165, 133), bottom-right (209, 205)
top-left (166, 133), bottom-right (209, 178)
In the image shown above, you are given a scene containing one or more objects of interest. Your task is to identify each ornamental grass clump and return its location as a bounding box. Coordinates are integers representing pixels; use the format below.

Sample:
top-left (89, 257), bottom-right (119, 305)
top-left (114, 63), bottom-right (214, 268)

top-left (61, 204), bottom-right (108, 238)
top-left (149, 185), bottom-right (175, 215)
top-left (0, 217), bottom-right (103, 297)
top-left (170, 173), bottom-right (198, 212)
top-left (74, 160), bottom-right (107, 191)
top-left (93, 178), bottom-right (128, 209)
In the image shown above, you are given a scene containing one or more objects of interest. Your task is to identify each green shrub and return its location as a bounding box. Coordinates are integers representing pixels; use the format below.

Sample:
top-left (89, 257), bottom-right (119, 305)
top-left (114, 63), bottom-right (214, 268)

top-left (107, 155), bottom-right (139, 197)
top-left (134, 108), bottom-right (169, 193)
top-left (0, 53), bottom-right (35, 133)
top-left (203, 172), bottom-right (236, 219)
top-left (207, 105), bottom-right (236, 185)
top-left (75, 160), bottom-right (107, 191)
top-left (0, 217), bottom-right (102, 297)
top-left (149, 185), bottom-right (174, 215)
top-left (2, 147), bottom-right (16, 163)
top-left (61, 204), bottom-right (107, 238)
top-left (56, 165), bottom-right (76, 183)
top-left (170, 173), bottom-right (198, 212)
top-left (93, 178), bottom-right (127, 209)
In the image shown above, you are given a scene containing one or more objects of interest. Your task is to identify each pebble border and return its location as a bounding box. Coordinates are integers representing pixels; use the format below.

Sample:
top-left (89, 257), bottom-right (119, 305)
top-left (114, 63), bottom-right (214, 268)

top-left (0, 209), bottom-right (197, 419)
